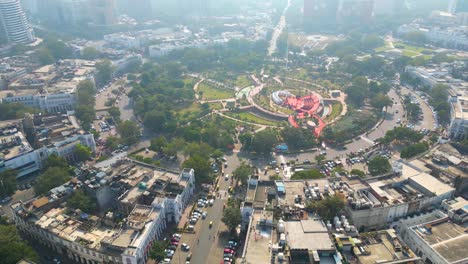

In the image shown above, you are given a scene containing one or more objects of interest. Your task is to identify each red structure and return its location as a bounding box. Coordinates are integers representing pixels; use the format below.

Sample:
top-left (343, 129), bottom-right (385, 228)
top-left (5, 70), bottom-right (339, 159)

top-left (283, 93), bottom-right (326, 137)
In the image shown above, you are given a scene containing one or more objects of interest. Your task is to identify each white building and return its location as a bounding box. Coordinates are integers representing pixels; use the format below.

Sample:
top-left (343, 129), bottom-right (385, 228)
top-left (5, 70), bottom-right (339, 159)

top-left (398, 23), bottom-right (468, 50)
top-left (0, 0), bottom-right (35, 44)
top-left (449, 95), bottom-right (468, 139)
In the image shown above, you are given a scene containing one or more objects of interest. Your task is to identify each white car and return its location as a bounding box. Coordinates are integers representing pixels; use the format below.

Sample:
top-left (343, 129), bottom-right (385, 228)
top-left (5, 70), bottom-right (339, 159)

top-left (275, 168), bottom-right (280, 174)
top-left (202, 211), bottom-right (207, 219)
top-left (181, 243), bottom-right (190, 251)
top-left (224, 174), bottom-right (229, 180)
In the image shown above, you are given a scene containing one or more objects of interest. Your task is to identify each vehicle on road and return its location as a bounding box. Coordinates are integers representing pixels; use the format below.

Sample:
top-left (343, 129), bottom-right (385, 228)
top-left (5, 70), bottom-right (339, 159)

top-left (202, 211), bottom-right (207, 219)
top-left (225, 174), bottom-right (229, 180)
top-left (0, 197), bottom-right (11, 204)
top-left (187, 225), bottom-right (194, 231)
top-left (181, 243), bottom-right (190, 251)
top-left (209, 221), bottom-right (213, 228)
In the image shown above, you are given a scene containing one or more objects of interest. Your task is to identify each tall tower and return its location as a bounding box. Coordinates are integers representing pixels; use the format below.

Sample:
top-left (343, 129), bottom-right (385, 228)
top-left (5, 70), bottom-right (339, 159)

top-left (0, 0), bottom-right (35, 44)
top-left (93, 0), bottom-right (117, 25)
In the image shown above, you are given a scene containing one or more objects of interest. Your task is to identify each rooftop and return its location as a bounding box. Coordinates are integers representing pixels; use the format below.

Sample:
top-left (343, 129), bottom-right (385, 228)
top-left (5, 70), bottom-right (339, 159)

top-left (244, 211), bottom-right (273, 264)
top-left (284, 219), bottom-right (334, 251)
top-left (355, 229), bottom-right (419, 264)
top-left (412, 219), bottom-right (468, 263)
top-left (0, 121), bottom-right (34, 160)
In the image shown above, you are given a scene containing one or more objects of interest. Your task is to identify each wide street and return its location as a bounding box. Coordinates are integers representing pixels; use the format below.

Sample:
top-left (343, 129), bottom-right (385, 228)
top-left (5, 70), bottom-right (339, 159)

top-left (400, 86), bottom-right (436, 130)
top-left (172, 153), bottom-right (241, 264)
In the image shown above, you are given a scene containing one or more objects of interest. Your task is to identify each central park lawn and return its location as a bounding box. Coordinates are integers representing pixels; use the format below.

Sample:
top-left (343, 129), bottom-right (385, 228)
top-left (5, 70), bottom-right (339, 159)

top-left (198, 83), bottom-right (235, 100)
top-left (225, 112), bottom-right (282, 126)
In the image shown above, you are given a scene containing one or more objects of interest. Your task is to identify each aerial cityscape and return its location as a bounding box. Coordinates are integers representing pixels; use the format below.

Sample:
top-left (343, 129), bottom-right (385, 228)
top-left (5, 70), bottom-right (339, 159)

top-left (0, 0), bottom-right (467, 264)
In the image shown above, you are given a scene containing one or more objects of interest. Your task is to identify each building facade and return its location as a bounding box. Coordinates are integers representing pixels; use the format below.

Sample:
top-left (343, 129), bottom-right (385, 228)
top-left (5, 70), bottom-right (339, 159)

top-left (0, 0), bottom-right (35, 44)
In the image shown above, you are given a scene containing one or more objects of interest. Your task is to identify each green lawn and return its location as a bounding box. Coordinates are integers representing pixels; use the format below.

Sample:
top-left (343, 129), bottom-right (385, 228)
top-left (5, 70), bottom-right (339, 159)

top-left (324, 102), bottom-right (343, 122)
top-left (198, 83), bottom-right (235, 100)
top-left (175, 102), bottom-right (204, 121)
top-left (235, 75), bottom-right (251, 88)
top-left (402, 50), bottom-right (420, 57)
top-left (208, 102), bottom-right (224, 110)
top-left (226, 112), bottom-right (282, 126)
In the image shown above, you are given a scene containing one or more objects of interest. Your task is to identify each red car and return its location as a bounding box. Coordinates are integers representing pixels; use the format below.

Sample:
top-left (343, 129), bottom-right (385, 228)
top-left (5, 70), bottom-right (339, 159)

top-left (224, 248), bottom-right (234, 254)
top-left (171, 241), bottom-right (179, 246)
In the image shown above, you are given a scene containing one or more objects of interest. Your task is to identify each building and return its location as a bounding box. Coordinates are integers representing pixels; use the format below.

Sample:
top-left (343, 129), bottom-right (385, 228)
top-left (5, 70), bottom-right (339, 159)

top-left (92, 0), bottom-right (117, 26)
top-left (11, 155), bottom-right (195, 264)
top-left (283, 219), bottom-right (338, 262)
top-left (345, 162), bottom-right (455, 230)
top-left (346, 229), bottom-right (420, 264)
top-left (0, 0), bottom-right (35, 44)
top-left (0, 112), bottom-right (96, 178)
top-left (441, 197), bottom-right (468, 223)
top-left (337, 0), bottom-right (374, 24)
top-left (23, 113), bottom-right (96, 162)
top-left (0, 120), bottom-right (44, 177)
top-left (1, 60), bottom-right (96, 112)
top-left (398, 23), bottom-right (468, 50)
top-left (372, 0), bottom-right (405, 16)
top-left (450, 0), bottom-right (468, 13)
top-left (398, 217), bottom-right (468, 264)
top-left (449, 95), bottom-right (468, 139)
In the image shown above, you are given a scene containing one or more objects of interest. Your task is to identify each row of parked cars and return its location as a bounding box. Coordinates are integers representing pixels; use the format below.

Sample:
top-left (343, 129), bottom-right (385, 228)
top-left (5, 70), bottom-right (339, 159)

top-left (222, 239), bottom-right (239, 264)
top-left (161, 234), bottom-right (192, 264)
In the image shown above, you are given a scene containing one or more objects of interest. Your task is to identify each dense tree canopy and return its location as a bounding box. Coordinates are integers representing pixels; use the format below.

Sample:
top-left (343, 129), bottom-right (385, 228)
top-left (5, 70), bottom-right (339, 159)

top-left (281, 127), bottom-right (316, 150)
top-left (75, 80), bottom-right (96, 130)
top-left (306, 195), bottom-right (344, 221)
top-left (368, 156), bottom-right (392, 176)
top-left (34, 167), bottom-right (71, 195)
top-left (0, 103), bottom-right (38, 121)
top-left (0, 222), bottom-right (39, 264)
top-left (222, 207), bottom-right (242, 232)
top-left (74, 144), bottom-right (92, 162)
top-left (250, 130), bottom-right (278, 154)
top-left (67, 189), bottom-right (96, 213)
top-left (95, 60), bottom-right (115, 86)
top-left (182, 155), bottom-right (212, 184)
top-left (0, 170), bottom-right (17, 197)
top-left (232, 163), bottom-right (254, 185)
top-left (291, 169), bottom-right (323, 180)
top-left (400, 142), bottom-right (428, 159)
top-left (117, 120), bottom-right (141, 145)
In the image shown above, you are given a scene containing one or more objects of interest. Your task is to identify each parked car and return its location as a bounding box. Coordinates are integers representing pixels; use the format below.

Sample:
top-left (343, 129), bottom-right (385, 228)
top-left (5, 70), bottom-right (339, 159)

top-left (181, 243), bottom-right (190, 251)
top-left (0, 197), bottom-right (12, 204)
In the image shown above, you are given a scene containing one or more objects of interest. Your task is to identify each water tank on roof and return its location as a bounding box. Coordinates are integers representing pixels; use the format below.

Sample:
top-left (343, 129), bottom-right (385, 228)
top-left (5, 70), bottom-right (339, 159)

top-left (278, 220), bottom-right (285, 233)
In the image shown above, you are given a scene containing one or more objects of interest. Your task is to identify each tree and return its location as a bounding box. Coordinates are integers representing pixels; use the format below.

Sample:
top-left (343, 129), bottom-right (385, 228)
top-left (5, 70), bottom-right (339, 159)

top-left (74, 144), bottom-right (92, 162)
top-left (67, 189), bottom-right (96, 213)
top-left (346, 85), bottom-right (367, 107)
top-left (82, 47), bottom-right (101, 60)
top-left (232, 163), bottom-right (254, 185)
top-left (105, 136), bottom-right (120, 150)
top-left (370, 93), bottom-right (393, 110)
top-left (0, 103), bottom-right (38, 121)
top-left (350, 169), bottom-right (366, 177)
top-left (95, 60), bottom-right (114, 86)
top-left (404, 31), bottom-right (427, 44)
top-left (400, 143), bottom-right (428, 159)
top-left (183, 142), bottom-right (213, 159)
top-left (239, 133), bottom-right (253, 151)
top-left (150, 136), bottom-right (167, 153)
top-left (34, 167), bottom-right (71, 195)
top-left (306, 195), bottom-right (344, 221)
top-left (36, 47), bottom-right (54, 65)
top-left (0, 170), bottom-right (17, 197)
top-left (44, 154), bottom-right (69, 170)
top-left (75, 80), bottom-right (96, 130)
top-left (108, 106), bottom-right (121, 122)
top-left (291, 169), bottom-right (323, 180)
top-left (222, 207), bottom-right (242, 233)
top-left (251, 130), bottom-right (278, 154)
top-left (368, 156), bottom-right (392, 176)
top-left (315, 154), bottom-right (326, 165)
top-left (117, 120), bottom-right (141, 145)
top-left (281, 127), bottom-right (316, 150)
top-left (0, 223), bottom-right (39, 264)
top-left (182, 155), bottom-right (212, 184)
top-left (149, 241), bottom-right (168, 261)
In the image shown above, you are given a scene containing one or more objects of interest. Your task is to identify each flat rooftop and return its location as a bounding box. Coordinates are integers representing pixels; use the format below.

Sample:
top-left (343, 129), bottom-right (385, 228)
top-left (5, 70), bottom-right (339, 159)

top-left (284, 219), bottom-right (334, 251)
top-left (413, 220), bottom-right (468, 263)
top-left (356, 230), bottom-right (418, 264)
top-left (0, 123), bottom-right (34, 160)
top-left (244, 211), bottom-right (273, 264)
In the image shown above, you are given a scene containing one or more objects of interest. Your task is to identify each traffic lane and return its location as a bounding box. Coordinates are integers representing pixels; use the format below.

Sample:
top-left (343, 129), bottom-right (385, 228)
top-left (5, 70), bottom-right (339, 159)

top-left (190, 197), bottom-right (224, 264)
top-left (401, 86), bottom-right (435, 130)
top-left (368, 89), bottom-right (405, 140)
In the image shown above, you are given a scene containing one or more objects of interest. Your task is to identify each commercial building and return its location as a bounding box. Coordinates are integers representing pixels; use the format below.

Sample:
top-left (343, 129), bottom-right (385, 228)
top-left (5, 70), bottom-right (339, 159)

top-left (92, 0), bottom-right (117, 26)
top-left (11, 155), bottom-right (195, 264)
top-left (0, 119), bottom-right (44, 177)
top-left (449, 94), bottom-right (468, 139)
top-left (398, 23), bottom-right (468, 50)
top-left (1, 59), bottom-right (96, 112)
top-left (0, 0), bottom-right (35, 44)
top-left (398, 216), bottom-right (468, 264)
top-left (0, 112), bottom-right (96, 178)
top-left (345, 162), bottom-right (455, 230)
top-left (450, 0), bottom-right (468, 14)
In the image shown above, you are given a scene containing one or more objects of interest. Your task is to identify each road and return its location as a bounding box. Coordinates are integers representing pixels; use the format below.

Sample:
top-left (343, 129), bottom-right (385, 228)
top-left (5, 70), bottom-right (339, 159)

top-left (267, 0), bottom-right (291, 56)
top-left (173, 153), bottom-right (242, 264)
top-left (400, 86), bottom-right (436, 131)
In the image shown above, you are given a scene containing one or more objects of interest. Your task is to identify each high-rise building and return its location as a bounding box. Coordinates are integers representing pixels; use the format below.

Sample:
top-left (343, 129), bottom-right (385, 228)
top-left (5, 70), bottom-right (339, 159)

top-left (373, 0), bottom-right (406, 16)
top-left (0, 0), bottom-right (35, 44)
top-left (92, 0), bottom-right (117, 25)
top-left (337, 0), bottom-right (374, 24)
top-left (449, 0), bottom-right (468, 13)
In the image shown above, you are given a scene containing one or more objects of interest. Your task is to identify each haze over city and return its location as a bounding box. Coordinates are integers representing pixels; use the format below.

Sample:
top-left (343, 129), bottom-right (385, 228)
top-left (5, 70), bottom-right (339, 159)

top-left (0, 1), bottom-right (467, 264)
